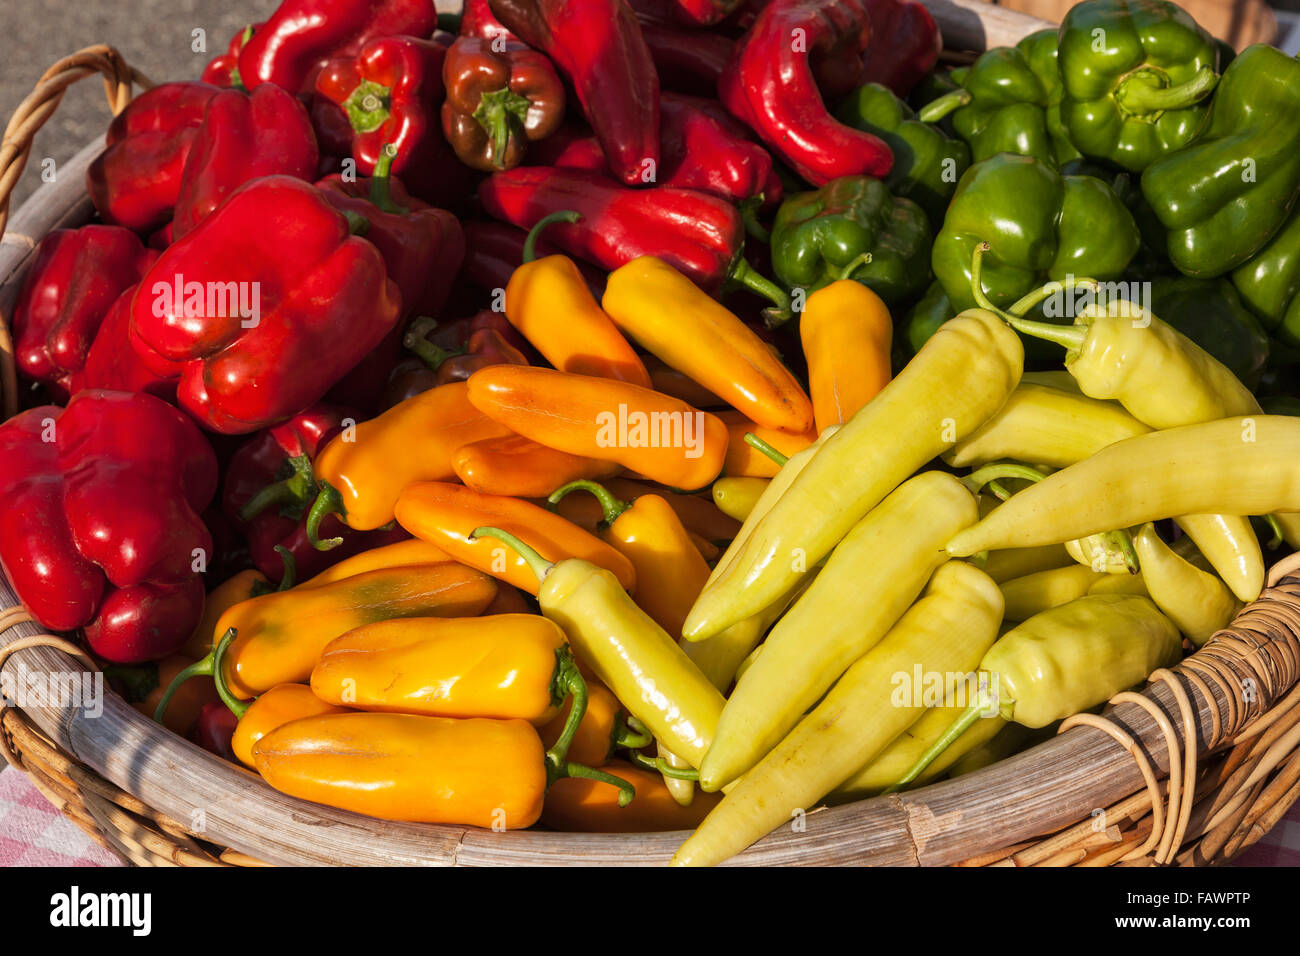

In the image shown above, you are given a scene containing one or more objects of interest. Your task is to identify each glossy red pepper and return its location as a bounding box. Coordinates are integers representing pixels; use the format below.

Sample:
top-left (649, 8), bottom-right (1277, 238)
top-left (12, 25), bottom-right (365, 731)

top-left (67, 286), bottom-right (181, 400)
top-left (237, 0), bottom-right (438, 94)
top-left (0, 390), bottom-right (217, 663)
top-left (637, 22), bottom-right (734, 97)
top-left (479, 167), bottom-right (787, 303)
top-left (488, 0), bottom-right (660, 186)
top-left (11, 226), bottom-right (157, 394)
top-left (719, 0), bottom-right (893, 185)
top-left (859, 0), bottom-right (941, 97)
top-left (85, 82), bottom-right (221, 234)
top-left (129, 176), bottom-right (402, 434)
top-left (171, 83), bottom-right (320, 240)
top-left (460, 0), bottom-right (515, 38)
top-left (201, 23), bottom-right (260, 88)
top-left (190, 700), bottom-right (239, 763)
top-left (531, 94), bottom-right (781, 207)
top-left (314, 35), bottom-right (472, 209)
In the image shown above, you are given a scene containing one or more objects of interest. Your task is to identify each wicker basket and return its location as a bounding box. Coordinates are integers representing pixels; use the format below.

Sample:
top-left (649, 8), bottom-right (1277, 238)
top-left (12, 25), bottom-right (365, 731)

top-left (2, 1), bottom-right (1299, 867)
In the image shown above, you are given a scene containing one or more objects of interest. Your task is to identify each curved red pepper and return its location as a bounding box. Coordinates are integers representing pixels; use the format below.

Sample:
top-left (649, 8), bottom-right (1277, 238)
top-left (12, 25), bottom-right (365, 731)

top-left (637, 21), bottom-right (734, 97)
top-left (86, 82), bottom-right (221, 234)
top-left (0, 391), bottom-right (217, 663)
top-left (860, 0), bottom-right (941, 97)
top-left (171, 83), bottom-right (320, 240)
top-left (719, 0), bottom-right (892, 185)
top-left (236, 0), bottom-right (438, 94)
top-left (479, 166), bottom-right (755, 294)
top-left (11, 226), bottom-right (157, 394)
top-left (130, 175), bottom-right (402, 434)
top-left (315, 36), bottom-right (473, 209)
top-left (488, 0), bottom-right (660, 186)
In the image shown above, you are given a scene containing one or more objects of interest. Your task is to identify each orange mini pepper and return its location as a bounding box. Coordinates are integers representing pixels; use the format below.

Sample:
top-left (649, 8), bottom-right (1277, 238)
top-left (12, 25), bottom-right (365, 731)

top-left (541, 760), bottom-right (721, 833)
top-left (801, 279), bottom-right (892, 434)
top-left (155, 562), bottom-right (499, 704)
top-left (466, 365), bottom-right (729, 490)
top-left (645, 357), bottom-right (725, 410)
top-left (296, 538), bottom-right (453, 589)
top-left (549, 480), bottom-right (709, 638)
top-left (718, 411), bottom-right (815, 478)
top-left (311, 614), bottom-right (576, 723)
top-left (504, 212), bottom-right (651, 387)
top-left (306, 381), bottom-right (512, 546)
top-left (602, 256), bottom-right (814, 434)
top-left (230, 683), bottom-right (350, 768)
top-left (393, 481), bottom-right (636, 596)
top-left (453, 433), bottom-right (621, 498)
top-left (181, 568), bottom-right (269, 659)
top-left (557, 478), bottom-right (741, 544)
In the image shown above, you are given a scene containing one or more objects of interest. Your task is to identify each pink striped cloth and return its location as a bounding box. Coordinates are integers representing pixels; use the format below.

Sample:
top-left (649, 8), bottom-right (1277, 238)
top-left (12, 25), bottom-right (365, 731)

top-left (1, 762), bottom-right (1297, 866)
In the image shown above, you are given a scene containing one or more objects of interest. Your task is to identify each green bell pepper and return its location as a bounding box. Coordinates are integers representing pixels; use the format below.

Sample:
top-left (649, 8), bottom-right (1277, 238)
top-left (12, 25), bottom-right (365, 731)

top-left (770, 176), bottom-right (932, 307)
top-left (1147, 276), bottom-right (1270, 387)
top-left (898, 280), bottom-right (954, 359)
top-left (835, 83), bottom-right (971, 227)
top-left (1232, 200), bottom-right (1300, 348)
top-left (1141, 45), bottom-right (1300, 278)
top-left (932, 153), bottom-right (1140, 313)
top-left (1058, 0), bottom-right (1220, 173)
top-left (948, 30), bottom-right (1080, 170)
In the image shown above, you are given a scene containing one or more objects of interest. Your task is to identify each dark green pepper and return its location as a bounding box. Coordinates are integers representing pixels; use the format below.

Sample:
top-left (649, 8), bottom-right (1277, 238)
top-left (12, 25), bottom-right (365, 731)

top-left (1141, 45), bottom-right (1300, 278)
top-left (770, 176), bottom-right (932, 307)
top-left (835, 83), bottom-right (971, 227)
top-left (897, 280), bottom-right (953, 360)
top-left (1058, 0), bottom-right (1220, 173)
top-left (1232, 200), bottom-right (1300, 348)
top-left (1146, 276), bottom-right (1269, 387)
top-left (949, 30), bottom-right (1080, 170)
top-left (932, 153), bottom-right (1140, 313)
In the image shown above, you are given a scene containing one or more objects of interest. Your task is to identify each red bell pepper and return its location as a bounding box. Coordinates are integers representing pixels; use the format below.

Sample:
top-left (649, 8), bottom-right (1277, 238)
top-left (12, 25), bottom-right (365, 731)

top-left (719, 0), bottom-right (893, 185)
top-left (488, 0), bottom-right (660, 186)
top-left (223, 405), bottom-right (408, 582)
top-left (314, 36), bottom-right (473, 209)
top-left (0, 390), bottom-right (217, 663)
top-left (171, 83), bottom-right (320, 240)
top-left (67, 286), bottom-right (181, 401)
top-left (860, 0), bottom-right (941, 96)
top-left (531, 94), bottom-right (781, 207)
top-left (201, 24), bottom-right (260, 88)
top-left (478, 166), bottom-right (787, 304)
top-left (236, 0), bottom-right (438, 94)
top-left (441, 35), bottom-right (566, 172)
top-left (636, 21), bottom-right (734, 97)
top-left (86, 82), bottom-right (221, 234)
top-left (129, 175), bottom-right (402, 434)
top-left (11, 226), bottom-right (157, 394)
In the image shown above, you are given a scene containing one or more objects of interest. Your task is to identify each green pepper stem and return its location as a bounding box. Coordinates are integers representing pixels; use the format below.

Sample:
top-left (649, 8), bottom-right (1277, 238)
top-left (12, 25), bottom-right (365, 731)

top-left (342, 210), bottom-right (371, 237)
top-left (961, 463), bottom-right (1048, 496)
top-left (970, 242), bottom-right (1090, 351)
top-left (548, 480), bottom-right (630, 526)
top-left (367, 143), bottom-right (408, 215)
top-left (1263, 514), bottom-right (1285, 551)
top-left (743, 432), bottom-right (788, 467)
top-left (612, 713), bottom-right (653, 750)
top-left (837, 252), bottom-right (873, 282)
top-left (544, 646), bottom-right (589, 770)
top-left (473, 87), bottom-right (532, 170)
top-left (228, 25), bottom-right (253, 91)
top-left (470, 526), bottom-right (554, 583)
top-left (555, 762), bottom-right (637, 806)
top-left (403, 316), bottom-right (458, 370)
top-left (1115, 66), bottom-right (1218, 116)
top-left (883, 699), bottom-right (986, 794)
top-left (238, 454), bottom-right (316, 522)
top-left (731, 257), bottom-right (791, 314)
top-left (740, 198), bottom-right (771, 243)
top-left (273, 545), bottom-right (297, 590)
top-left (1107, 529), bottom-right (1141, 575)
top-left (523, 210), bottom-right (581, 263)
top-left (1006, 276), bottom-right (1101, 318)
top-left (305, 482), bottom-right (346, 551)
top-left (627, 751), bottom-right (700, 781)
top-left (917, 88), bottom-right (971, 123)
top-left (209, 628), bottom-right (250, 720)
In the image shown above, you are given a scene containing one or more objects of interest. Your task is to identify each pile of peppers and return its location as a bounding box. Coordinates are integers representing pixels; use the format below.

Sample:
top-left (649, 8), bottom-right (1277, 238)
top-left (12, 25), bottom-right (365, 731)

top-left (8, 0), bottom-right (1300, 858)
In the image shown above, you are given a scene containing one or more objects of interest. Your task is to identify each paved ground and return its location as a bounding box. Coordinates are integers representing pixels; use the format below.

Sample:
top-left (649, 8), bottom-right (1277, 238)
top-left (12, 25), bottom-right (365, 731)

top-left (2, 0), bottom-right (279, 212)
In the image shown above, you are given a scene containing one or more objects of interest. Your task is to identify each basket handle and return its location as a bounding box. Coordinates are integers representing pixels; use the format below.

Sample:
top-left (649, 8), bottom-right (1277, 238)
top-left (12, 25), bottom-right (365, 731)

top-left (0, 44), bottom-right (152, 419)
